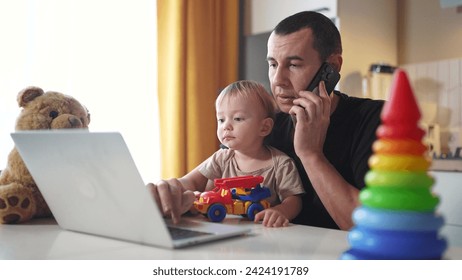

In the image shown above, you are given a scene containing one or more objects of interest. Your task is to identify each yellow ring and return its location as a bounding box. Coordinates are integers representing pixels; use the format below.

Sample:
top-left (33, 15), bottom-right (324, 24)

top-left (368, 154), bottom-right (430, 171)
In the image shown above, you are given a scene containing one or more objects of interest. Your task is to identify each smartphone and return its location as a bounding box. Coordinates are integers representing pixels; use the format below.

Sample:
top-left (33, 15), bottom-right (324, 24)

top-left (306, 62), bottom-right (341, 95)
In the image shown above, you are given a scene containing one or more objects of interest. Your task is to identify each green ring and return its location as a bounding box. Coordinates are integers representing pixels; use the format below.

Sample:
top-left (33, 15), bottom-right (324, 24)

top-left (360, 187), bottom-right (439, 211)
top-left (365, 170), bottom-right (434, 188)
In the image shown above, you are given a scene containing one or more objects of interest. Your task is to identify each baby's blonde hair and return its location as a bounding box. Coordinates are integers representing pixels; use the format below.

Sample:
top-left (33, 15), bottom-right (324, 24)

top-left (216, 80), bottom-right (277, 120)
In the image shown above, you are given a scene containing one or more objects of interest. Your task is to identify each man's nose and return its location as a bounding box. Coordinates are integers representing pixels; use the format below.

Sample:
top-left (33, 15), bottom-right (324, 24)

top-left (271, 66), bottom-right (288, 87)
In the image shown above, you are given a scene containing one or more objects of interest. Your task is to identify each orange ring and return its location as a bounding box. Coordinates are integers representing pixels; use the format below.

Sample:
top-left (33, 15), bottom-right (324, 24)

top-left (373, 139), bottom-right (427, 156)
top-left (368, 154), bottom-right (430, 171)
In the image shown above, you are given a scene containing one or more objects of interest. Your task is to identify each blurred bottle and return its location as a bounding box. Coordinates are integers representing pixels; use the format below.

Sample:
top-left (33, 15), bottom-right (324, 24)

top-left (364, 63), bottom-right (396, 100)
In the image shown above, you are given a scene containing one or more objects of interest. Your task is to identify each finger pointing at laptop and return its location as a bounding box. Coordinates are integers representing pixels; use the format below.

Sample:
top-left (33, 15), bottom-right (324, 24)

top-left (147, 180), bottom-right (196, 224)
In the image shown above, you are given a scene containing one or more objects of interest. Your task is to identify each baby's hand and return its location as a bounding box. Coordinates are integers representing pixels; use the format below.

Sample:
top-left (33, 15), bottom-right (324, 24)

top-left (188, 191), bottom-right (202, 215)
top-left (253, 208), bottom-right (289, 227)
top-left (193, 191), bottom-right (202, 199)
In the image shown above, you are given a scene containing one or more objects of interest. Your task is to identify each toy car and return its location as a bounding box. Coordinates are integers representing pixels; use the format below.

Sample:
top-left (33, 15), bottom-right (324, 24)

top-left (194, 175), bottom-right (271, 222)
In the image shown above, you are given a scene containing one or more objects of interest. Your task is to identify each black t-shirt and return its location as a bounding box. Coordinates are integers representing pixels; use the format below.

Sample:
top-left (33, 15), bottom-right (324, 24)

top-left (265, 92), bottom-right (384, 229)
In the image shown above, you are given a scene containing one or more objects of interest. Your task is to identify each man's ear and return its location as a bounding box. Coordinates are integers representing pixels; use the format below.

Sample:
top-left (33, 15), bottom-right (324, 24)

top-left (260, 117), bottom-right (274, 137)
top-left (327, 53), bottom-right (343, 73)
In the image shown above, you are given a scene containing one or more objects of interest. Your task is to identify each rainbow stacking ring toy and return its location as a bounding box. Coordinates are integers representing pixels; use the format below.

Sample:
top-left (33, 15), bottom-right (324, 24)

top-left (340, 69), bottom-right (447, 260)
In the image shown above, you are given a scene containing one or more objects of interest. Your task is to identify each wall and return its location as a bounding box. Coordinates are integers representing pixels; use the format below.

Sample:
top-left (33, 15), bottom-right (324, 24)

top-left (402, 58), bottom-right (462, 156)
top-left (397, 0), bottom-right (462, 157)
top-left (337, 0), bottom-right (398, 97)
top-left (398, 0), bottom-right (462, 64)
top-left (0, 0), bottom-right (161, 183)
top-left (243, 0), bottom-right (337, 35)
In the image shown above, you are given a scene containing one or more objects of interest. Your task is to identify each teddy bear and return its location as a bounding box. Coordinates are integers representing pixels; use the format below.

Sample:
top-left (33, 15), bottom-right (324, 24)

top-left (0, 86), bottom-right (90, 224)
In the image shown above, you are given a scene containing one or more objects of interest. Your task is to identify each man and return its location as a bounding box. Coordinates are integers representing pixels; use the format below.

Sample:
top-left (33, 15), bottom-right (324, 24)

top-left (264, 11), bottom-right (383, 230)
top-left (149, 11), bottom-right (383, 230)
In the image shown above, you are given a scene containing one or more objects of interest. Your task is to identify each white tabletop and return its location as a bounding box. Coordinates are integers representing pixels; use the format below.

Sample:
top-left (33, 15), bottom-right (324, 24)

top-left (1, 216), bottom-right (461, 260)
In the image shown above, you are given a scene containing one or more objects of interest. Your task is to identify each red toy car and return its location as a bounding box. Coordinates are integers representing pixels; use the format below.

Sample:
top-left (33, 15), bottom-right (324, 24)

top-left (194, 175), bottom-right (271, 222)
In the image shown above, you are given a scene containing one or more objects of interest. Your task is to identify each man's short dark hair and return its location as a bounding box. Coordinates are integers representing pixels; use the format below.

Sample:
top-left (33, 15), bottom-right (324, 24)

top-left (273, 11), bottom-right (342, 62)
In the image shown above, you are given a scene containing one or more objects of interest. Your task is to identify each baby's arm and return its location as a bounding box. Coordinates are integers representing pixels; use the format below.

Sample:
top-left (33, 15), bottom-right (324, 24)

top-left (253, 195), bottom-right (302, 227)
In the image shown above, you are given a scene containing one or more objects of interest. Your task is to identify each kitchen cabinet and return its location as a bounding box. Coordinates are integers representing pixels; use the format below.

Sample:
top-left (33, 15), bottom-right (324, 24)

top-left (432, 171), bottom-right (462, 246)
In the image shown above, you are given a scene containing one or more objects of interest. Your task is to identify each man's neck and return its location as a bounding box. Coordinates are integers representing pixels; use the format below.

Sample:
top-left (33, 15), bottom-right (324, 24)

top-left (330, 92), bottom-right (340, 115)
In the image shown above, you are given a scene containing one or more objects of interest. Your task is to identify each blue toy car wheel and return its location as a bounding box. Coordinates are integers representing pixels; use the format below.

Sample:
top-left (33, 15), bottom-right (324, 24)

top-left (247, 203), bottom-right (264, 220)
top-left (207, 203), bottom-right (227, 222)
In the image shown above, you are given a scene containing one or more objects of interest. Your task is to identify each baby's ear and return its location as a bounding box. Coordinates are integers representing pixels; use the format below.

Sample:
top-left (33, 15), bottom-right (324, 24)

top-left (260, 117), bottom-right (274, 137)
top-left (17, 86), bottom-right (45, 107)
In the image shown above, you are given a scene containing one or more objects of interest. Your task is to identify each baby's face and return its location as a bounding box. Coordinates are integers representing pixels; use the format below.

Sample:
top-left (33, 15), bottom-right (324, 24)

top-left (215, 96), bottom-right (266, 150)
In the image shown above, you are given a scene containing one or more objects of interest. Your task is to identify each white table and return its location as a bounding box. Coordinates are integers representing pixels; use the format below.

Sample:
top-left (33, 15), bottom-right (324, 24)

top-left (1, 216), bottom-right (461, 260)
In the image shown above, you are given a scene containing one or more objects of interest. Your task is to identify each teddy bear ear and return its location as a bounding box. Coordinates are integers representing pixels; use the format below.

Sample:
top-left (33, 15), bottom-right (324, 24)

top-left (17, 86), bottom-right (45, 107)
top-left (85, 106), bottom-right (91, 124)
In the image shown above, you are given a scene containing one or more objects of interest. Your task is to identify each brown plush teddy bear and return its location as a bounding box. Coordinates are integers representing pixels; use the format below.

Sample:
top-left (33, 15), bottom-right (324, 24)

top-left (0, 86), bottom-right (90, 224)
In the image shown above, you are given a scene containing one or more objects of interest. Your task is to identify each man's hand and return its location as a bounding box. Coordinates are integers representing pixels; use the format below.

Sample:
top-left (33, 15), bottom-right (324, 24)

top-left (147, 178), bottom-right (196, 224)
top-left (289, 81), bottom-right (332, 159)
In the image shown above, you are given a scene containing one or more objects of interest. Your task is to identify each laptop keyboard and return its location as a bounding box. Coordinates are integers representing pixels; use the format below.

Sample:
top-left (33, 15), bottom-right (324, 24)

top-left (168, 226), bottom-right (213, 240)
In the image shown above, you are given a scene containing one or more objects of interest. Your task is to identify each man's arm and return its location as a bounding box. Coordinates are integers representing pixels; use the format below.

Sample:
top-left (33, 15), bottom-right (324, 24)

top-left (290, 82), bottom-right (359, 230)
top-left (298, 153), bottom-right (359, 230)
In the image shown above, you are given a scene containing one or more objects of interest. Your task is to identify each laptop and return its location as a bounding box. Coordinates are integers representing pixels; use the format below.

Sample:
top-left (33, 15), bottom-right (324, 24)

top-left (11, 130), bottom-right (250, 249)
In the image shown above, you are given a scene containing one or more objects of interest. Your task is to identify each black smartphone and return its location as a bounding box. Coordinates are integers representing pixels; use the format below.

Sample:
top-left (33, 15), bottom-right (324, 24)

top-left (306, 62), bottom-right (341, 95)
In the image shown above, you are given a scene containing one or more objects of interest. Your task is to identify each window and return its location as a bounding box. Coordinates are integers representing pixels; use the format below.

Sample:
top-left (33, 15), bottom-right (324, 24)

top-left (0, 0), bottom-right (160, 182)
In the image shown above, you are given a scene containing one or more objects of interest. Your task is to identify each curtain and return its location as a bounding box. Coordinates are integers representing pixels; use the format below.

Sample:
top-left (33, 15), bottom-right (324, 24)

top-left (157, 0), bottom-right (239, 178)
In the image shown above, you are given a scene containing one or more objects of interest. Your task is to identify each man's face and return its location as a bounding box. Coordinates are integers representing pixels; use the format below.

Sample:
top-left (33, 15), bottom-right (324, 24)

top-left (266, 28), bottom-right (322, 114)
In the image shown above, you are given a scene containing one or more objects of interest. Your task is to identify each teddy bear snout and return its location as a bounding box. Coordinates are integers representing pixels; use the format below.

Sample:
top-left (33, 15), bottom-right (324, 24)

top-left (68, 115), bottom-right (83, 127)
top-left (51, 114), bottom-right (85, 129)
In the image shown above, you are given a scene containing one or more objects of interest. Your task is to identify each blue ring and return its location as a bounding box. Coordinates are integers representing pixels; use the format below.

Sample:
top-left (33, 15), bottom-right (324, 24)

top-left (347, 226), bottom-right (447, 259)
top-left (340, 249), bottom-right (394, 260)
top-left (353, 206), bottom-right (445, 231)
top-left (340, 248), bottom-right (445, 260)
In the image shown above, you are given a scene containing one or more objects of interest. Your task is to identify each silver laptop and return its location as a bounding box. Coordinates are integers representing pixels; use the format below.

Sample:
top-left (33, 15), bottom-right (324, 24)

top-left (11, 130), bottom-right (250, 249)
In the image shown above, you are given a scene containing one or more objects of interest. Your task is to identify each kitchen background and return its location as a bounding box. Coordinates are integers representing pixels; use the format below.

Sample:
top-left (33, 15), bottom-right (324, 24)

top-left (240, 0), bottom-right (462, 171)
top-left (1, 0), bottom-right (459, 177)
top-left (240, 0), bottom-right (462, 246)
